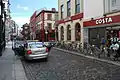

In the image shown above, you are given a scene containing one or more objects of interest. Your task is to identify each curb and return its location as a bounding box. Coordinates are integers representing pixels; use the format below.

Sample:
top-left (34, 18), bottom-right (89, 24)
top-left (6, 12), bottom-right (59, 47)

top-left (13, 56), bottom-right (28, 80)
top-left (53, 47), bottom-right (120, 66)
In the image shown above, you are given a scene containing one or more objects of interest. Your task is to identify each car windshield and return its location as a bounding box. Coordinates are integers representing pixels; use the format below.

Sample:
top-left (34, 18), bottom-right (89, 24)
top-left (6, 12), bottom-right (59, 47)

top-left (29, 42), bottom-right (44, 48)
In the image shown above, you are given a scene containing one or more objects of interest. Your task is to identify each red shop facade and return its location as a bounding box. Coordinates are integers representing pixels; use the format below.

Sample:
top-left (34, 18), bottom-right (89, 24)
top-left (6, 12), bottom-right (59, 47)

top-left (84, 14), bottom-right (120, 47)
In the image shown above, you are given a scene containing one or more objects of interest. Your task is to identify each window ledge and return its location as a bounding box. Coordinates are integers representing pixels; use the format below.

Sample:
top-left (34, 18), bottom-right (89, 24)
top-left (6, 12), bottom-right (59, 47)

top-left (104, 10), bottom-right (120, 16)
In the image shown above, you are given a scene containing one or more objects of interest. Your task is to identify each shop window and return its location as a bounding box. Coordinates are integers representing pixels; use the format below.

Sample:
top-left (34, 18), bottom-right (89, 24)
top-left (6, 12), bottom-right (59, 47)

top-left (67, 26), bottom-right (71, 40)
top-left (61, 26), bottom-right (64, 40)
top-left (75, 23), bottom-right (81, 41)
top-left (51, 32), bottom-right (55, 38)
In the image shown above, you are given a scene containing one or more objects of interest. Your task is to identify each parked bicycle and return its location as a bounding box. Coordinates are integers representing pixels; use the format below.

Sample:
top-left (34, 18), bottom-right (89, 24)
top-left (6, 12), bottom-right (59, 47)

top-left (108, 42), bottom-right (120, 60)
top-left (98, 44), bottom-right (108, 58)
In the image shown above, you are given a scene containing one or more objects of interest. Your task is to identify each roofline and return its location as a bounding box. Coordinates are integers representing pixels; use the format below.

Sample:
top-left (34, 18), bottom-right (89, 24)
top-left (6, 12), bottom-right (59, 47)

top-left (36, 10), bottom-right (58, 18)
top-left (30, 11), bottom-right (37, 20)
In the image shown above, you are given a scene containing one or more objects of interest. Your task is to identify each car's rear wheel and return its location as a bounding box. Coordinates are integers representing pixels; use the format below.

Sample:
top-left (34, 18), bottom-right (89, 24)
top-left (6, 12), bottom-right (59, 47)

top-left (0, 52), bottom-right (2, 56)
top-left (23, 56), bottom-right (30, 62)
top-left (44, 57), bottom-right (48, 61)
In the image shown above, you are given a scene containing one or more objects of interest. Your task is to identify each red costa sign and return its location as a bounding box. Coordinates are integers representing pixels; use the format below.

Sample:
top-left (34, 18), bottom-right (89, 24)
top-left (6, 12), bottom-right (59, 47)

top-left (84, 15), bottom-right (120, 27)
top-left (96, 17), bottom-right (112, 24)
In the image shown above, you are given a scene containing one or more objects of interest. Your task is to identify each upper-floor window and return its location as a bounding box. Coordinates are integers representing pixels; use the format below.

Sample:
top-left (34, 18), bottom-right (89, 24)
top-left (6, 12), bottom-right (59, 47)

top-left (47, 14), bottom-right (52, 20)
top-left (47, 23), bottom-right (52, 30)
top-left (67, 0), bottom-right (71, 16)
top-left (55, 13), bottom-right (58, 21)
top-left (61, 5), bottom-right (64, 19)
top-left (112, 0), bottom-right (116, 7)
top-left (75, 0), bottom-right (80, 13)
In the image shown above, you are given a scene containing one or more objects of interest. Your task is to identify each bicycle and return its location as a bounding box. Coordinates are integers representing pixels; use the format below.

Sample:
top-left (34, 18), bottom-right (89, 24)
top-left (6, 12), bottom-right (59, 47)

top-left (76, 42), bottom-right (83, 53)
top-left (83, 43), bottom-right (93, 56)
top-left (98, 45), bottom-right (108, 58)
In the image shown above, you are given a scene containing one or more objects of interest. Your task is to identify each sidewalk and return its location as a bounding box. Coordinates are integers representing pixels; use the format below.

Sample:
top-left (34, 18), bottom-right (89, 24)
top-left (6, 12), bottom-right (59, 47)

top-left (0, 41), bottom-right (27, 80)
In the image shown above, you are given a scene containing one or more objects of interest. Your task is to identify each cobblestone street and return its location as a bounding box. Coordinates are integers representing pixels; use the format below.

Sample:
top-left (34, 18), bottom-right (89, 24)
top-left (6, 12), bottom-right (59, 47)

top-left (21, 48), bottom-right (120, 80)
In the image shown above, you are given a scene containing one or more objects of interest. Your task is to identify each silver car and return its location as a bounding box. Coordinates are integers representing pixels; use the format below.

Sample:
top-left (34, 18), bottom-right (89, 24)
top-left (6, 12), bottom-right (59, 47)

top-left (24, 42), bottom-right (49, 60)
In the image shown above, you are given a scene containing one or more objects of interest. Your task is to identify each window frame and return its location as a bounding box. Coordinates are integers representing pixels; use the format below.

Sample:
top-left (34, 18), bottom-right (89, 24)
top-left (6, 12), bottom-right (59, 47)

top-left (61, 5), bottom-right (64, 19)
top-left (47, 14), bottom-right (52, 20)
top-left (75, 0), bottom-right (80, 13)
top-left (67, 0), bottom-right (71, 17)
top-left (47, 23), bottom-right (52, 30)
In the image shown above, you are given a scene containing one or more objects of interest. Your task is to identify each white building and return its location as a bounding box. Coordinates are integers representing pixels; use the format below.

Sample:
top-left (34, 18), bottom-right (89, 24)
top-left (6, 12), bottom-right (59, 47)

top-left (84, 0), bottom-right (120, 46)
top-left (57, 0), bottom-right (120, 47)
top-left (3, 0), bottom-right (11, 40)
top-left (57, 0), bottom-right (84, 45)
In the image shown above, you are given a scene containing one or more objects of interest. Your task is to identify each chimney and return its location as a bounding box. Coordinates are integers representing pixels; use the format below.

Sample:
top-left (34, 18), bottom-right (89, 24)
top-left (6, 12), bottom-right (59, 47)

top-left (52, 8), bottom-right (56, 11)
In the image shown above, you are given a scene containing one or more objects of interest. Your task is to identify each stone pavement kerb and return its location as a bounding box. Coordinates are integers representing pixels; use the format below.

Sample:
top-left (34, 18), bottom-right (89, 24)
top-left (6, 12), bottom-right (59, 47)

top-left (7, 41), bottom-right (28, 80)
top-left (13, 56), bottom-right (28, 80)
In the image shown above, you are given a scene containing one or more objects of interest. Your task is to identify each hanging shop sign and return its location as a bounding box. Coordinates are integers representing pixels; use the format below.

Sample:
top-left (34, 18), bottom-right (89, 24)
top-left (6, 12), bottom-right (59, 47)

top-left (96, 17), bottom-right (112, 25)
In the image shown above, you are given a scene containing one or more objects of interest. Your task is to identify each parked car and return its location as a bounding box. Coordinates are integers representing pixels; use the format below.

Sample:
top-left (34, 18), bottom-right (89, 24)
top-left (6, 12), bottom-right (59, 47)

top-left (12, 40), bottom-right (49, 61)
top-left (24, 41), bottom-right (49, 61)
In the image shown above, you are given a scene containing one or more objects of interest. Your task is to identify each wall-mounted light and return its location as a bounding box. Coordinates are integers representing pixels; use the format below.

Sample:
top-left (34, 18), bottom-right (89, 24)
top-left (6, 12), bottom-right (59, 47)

top-left (91, 18), bottom-right (94, 20)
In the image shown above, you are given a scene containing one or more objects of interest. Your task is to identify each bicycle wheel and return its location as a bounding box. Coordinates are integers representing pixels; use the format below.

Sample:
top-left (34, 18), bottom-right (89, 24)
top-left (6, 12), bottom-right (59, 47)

top-left (110, 50), bottom-right (117, 61)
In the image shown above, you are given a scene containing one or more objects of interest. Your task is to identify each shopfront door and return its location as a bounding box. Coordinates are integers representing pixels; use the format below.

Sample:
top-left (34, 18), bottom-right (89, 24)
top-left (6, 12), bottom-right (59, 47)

top-left (89, 27), bottom-right (106, 47)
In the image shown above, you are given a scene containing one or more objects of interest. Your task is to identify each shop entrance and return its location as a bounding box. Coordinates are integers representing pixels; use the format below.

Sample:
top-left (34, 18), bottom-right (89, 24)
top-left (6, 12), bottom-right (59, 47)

top-left (89, 27), bottom-right (106, 47)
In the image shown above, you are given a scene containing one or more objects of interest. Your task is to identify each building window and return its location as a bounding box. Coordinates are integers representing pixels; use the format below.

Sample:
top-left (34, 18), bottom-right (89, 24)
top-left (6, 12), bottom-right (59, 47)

top-left (51, 32), bottom-right (55, 38)
top-left (67, 25), bottom-right (71, 40)
top-left (67, 0), bottom-right (71, 16)
top-left (61, 5), bottom-right (64, 19)
top-left (75, 0), bottom-right (80, 13)
top-left (47, 23), bottom-right (52, 30)
top-left (47, 14), bottom-right (52, 20)
top-left (112, 0), bottom-right (116, 7)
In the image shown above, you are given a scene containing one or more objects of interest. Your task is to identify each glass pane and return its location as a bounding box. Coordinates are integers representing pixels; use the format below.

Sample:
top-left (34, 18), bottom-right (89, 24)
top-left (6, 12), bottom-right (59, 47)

top-left (77, 5), bottom-right (80, 13)
top-left (29, 42), bottom-right (43, 48)
top-left (76, 0), bottom-right (80, 4)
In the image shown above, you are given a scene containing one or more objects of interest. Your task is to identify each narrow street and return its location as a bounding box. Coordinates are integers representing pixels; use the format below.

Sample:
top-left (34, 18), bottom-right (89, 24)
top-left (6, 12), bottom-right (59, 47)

top-left (21, 48), bottom-right (120, 80)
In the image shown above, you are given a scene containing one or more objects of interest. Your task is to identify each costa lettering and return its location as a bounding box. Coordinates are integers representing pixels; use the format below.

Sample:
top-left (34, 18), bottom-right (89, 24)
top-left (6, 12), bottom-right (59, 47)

top-left (96, 17), bottom-right (112, 25)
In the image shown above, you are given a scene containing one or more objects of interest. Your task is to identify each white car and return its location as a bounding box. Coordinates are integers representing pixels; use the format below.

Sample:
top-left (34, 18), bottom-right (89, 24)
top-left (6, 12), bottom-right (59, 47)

top-left (24, 42), bottom-right (49, 61)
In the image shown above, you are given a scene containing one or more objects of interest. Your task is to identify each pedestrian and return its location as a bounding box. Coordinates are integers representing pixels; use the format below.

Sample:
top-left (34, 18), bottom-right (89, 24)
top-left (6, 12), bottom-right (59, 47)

top-left (100, 37), bottom-right (106, 50)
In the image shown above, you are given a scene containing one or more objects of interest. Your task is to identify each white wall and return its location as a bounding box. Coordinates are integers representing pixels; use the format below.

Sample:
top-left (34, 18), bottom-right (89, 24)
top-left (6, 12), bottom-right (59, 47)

top-left (44, 13), bottom-right (56, 29)
top-left (44, 13), bottom-right (56, 21)
top-left (104, 0), bottom-right (120, 13)
top-left (84, 0), bottom-right (104, 19)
